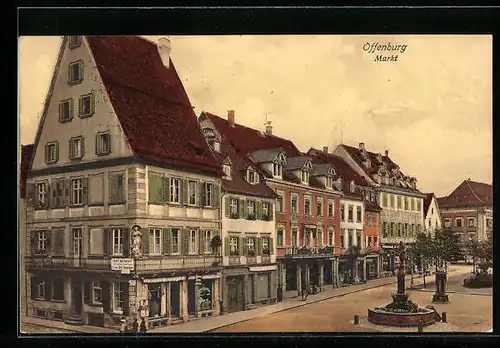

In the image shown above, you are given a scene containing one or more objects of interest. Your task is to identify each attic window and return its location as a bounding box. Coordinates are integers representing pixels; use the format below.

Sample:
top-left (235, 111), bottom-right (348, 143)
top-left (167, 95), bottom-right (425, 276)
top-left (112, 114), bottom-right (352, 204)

top-left (247, 169), bottom-right (258, 184)
top-left (350, 181), bottom-right (356, 193)
top-left (68, 60), bottom-right (84, 85)
top-left (223, 165), bottom-right (231, 180)
top-left (273, 163), bottom-right (283, 178)
top-left (326, 176), bottom-right (333, 189)
top-left (301, 170), bottom-right (309, 185)
top-left (69, 36), bottom-right (82, 49)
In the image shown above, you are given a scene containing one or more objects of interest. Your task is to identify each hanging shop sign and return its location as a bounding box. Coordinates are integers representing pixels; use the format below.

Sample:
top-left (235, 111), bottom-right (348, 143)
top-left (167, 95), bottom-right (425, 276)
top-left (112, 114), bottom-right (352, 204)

top-left (111, 258), bottom-right (135, 274)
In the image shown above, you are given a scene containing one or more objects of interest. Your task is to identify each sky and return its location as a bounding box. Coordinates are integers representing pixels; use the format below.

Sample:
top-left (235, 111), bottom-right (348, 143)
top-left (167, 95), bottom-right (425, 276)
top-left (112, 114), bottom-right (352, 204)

top-left (18, 35), bottom-right (492, 197)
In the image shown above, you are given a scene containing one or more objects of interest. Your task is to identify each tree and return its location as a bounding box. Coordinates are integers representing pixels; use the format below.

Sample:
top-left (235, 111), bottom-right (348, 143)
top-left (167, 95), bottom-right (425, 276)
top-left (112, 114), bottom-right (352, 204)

top-left (410, 232), bottom-right (433, 287)
top-left (347, 245), bottom-right (361, 283)
top-left (432, 228), bottom-right (464, 272)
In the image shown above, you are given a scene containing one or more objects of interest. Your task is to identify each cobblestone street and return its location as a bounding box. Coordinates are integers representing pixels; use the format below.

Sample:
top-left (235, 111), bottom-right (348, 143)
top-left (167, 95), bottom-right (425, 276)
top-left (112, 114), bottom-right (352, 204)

top-left (213, 267), bottom-right (492, 333)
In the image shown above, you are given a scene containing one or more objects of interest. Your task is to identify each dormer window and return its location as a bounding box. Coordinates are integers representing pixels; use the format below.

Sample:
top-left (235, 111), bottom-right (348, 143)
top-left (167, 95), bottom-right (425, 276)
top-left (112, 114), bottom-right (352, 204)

top-left (301, 170), bottom-right (309, 184)
top-left (213, 141), bottom-right (220, 152)
top-left (273, 163), bottom-right (283, 178)
top-left (247, 169), bottom-right (258, 184)
top-left (326, 176), bottom-right (333, 189)
top-left (68, 36), bottom-right (82, 49)
top-left (350, 181), bottom-right (356, 193)
top-left (223, 165), bottom-right (232, 180)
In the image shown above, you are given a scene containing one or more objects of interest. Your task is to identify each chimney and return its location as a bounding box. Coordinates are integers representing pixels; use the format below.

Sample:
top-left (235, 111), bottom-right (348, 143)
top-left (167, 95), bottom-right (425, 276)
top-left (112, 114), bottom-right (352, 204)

top-left (323, 146), bottom-right (328, 153)
top-left (385, 149), bottom-right (389, 157)
top-left (157, 37), bottom-right (171, 69)
top-left (359, 142), bottom-right (365, 151)
top-left (265, 121), bottom-right (273, 135)
top-left (228, 110), bottom-right (235, 127)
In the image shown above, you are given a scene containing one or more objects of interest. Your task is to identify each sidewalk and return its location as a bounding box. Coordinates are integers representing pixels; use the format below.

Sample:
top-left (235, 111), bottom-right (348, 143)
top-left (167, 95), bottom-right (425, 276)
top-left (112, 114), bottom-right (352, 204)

top-left (149, 270), bottom-right (456, 333)
top-left (20, 315), bottom-right (118, 334)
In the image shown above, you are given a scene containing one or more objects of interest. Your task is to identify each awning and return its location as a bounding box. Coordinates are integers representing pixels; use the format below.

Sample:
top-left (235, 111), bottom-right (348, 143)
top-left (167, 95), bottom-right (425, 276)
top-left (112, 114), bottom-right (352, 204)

top-left (143, 276), bottom-right (186, 283)
top-left (248, 265), bottom-right (277, 272)
top-left (187, 273), bottom-right (222, 280)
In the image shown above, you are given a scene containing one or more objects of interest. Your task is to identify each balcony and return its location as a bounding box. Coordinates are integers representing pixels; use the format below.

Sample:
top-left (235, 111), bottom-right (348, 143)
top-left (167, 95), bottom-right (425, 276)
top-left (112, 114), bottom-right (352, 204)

top-left (25, 256), bottom-right (111, 271)
top-left (135, 255), bottom-right (219, 273)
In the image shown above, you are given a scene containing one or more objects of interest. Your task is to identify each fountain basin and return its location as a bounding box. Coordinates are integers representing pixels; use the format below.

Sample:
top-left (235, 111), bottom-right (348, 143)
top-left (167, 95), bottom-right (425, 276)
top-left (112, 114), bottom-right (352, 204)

top-left (367, 307), bottom-right (436, 327)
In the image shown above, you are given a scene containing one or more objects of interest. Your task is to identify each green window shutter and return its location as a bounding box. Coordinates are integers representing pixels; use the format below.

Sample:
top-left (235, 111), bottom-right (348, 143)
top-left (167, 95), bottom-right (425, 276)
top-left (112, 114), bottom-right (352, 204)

top-left (142, 229), bottom-right (150, 255)
top-left (78, 61), bottom-right (84, 81)
top-left (270, 238), bottom-right (274, 255)
top-left (163, 228), bottom-right (171, 254)
top-left (49, 183), bottom-right (57, 209)
top-left (78, 96), bottom-right (83, 117)
top-left (46, 229), bottom-right (52, 254)
top-left (242, 200), bottom-right (248, 219)
top-left (199, 231), bottom-right (204, 254)
top-left (239, 199), bottom-right (244, 218)
top-left (44, 144), bottom-right (49, 164)
top-left (182, 228), bottom-right (189, 254)
top-left (257, 237), bottom-right (262, 256)
top-left (256, 201), bottom-right (262, 220)
top-left (148, 173), bottom-right (155, 202)
top-left (269, 202), bottom-right (273, 220)
top-left (82, 177), bottom-right (89, 205)
top-left (69, 139), bottom-right (74, 160)
top-left (163, 177), bottom-right (170, 203)
top-left (69, 99), bottom-right (75, 120)
top-left (55, 141), bottom-right (59, 162)
top-left (101, 281), bottom-right (110, 314)
top-left (225, 197), bottom-right (230, 216)
top-left (200, 182), bottom-right (206, 207)
top-left (241, 237), bottom-right (247, 256)
top-left (58, 102), bottom-right (63, 122)
top-left (213, 184), bottom-right (220, 208)
top-left (103, 228), bottom-right (110, 256)
top-left (122, 282), bottom-right (130, 316)
top-left (182, 179), bottom-right (188, 205)
top-left (123, 228), bottom-right (130, 256)
top-left (224, 236), bottom-right (230, 256)
top-left (81, 137), bottom-right (85, 158)
top-left (90, 93), bottom-right (95, 114)
top-left (54, 229), bottom-right (65, 256)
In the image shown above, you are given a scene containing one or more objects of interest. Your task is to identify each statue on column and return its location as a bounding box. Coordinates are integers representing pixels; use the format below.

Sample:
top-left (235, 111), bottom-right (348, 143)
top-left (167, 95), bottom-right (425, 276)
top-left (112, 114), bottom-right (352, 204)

top-left (131, 225), bottom-right (143, 259)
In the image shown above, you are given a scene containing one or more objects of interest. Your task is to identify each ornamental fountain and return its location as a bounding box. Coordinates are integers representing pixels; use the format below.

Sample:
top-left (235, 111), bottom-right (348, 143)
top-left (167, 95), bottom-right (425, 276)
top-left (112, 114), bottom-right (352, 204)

top-left (367, 241), bottom-right (437, 327)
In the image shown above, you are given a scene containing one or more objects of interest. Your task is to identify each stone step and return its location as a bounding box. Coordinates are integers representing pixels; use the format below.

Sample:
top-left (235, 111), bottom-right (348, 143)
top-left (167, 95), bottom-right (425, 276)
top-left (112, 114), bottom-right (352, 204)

top-left (170, 316), bottom-right (184, 325)
top-left (64, 314), bottom-right (84, 326)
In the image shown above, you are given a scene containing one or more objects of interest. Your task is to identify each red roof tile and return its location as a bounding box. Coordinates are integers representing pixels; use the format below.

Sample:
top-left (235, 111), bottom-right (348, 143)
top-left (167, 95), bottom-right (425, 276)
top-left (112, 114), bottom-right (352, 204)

top-left (203, 112), bottom-right (302, 157)
top-left (86, 36), bottom-right (222, 176)
top-left (20, 144), bottom-right (34, 197)
top-left (365, 202), bottom-right (382, 212)
top-left (438, 180), bottom-right (492, 208)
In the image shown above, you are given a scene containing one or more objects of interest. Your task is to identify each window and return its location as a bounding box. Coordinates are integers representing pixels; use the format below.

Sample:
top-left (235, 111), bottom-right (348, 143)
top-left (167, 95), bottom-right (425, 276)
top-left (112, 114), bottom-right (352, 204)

top-left (411, 198), bottom-right (415, 211)
top-left (170, 178), bottom-right (180, 203)
top-left (390, 222), bottom-right (394, 237)
top-left (304, 197), bottom-right (311, 215)
top-left (52, 278), bottom-right (65, 301)
top-left (340, 205), bottom-right (345, 221)
top-left (381, 193), bottom-right (387, 207)
top-left (229, 237), bottom-right (239, 255)
top-left (187, 180), bottom-right (198, 205)
top-left (382, 222), bottom-right (388, 237)
top-left (189, 229), bottom-right (198, 254)
top-left (205, 183), bottom-right (213, 207)
top-left (261, 237), bottom-right (269, 254)
top-left (262, 201), bottom-right (269, 219)
top-left (348, 231), bottom-right (352, 247)
top-left (247, 200), bottom-right (255, 217)
top-left (404, 197), bottom-right (408, 210)
top-left (229, 198), bottom-right (238, 216)
top-left (78, 93), bottom-right (95, 118)
top-left (368, 236), bottom-right (372, 247)
top-left (96, 132), bottom-right (111, 156)
top-left (444, 218), bottom-right (451, 228)
top-left (68, 60), bottom-right (84, 85)
top-left (204, 230), bottom-right (213, 253)
top-left (404, 223), bottom-right (409, 237)
top-left (277, 228), bottom-right (284, 246)
top-left (328, 201), bottom-right (334, 217)
top-left (38, 280), bottom-right (46, 299)
top-left (59, 99), bottom-right (74, 122)
top-left (112, 228), bottom-right (123, 256)
top-left (36, 230), bottom-right (47, 254)
top-left (456, 218), bottom-right (463, 228)
top-left (340, 233), bottom-right (345, 248)
top-left (328, 230), bottom-right (334, 246)
top-left (248, 170), bottom-right (256, 184)
top-left (68, 36), bottom-right (82, 48)
top-left (390, 194), bottom-right (395, 208)
top-left (149, 229), bottom-right (162, 254)
top-left (223, 165), bottom-right (231, 179)
top-left (374, 236), bottom-right (378, 247)
top-left (69, 136), bottom-right (84, 160)
top-left (291, 195), bottom-right (298, 214)
top-left (247, 237), bottom-right (255, 253)
top-left (277, 193), bottom-right (284, 213)
top-left (109, 173), bottom-right (125, 204)
top-left (148, 172), bottom-right (165, 204)
top-left (397, 223), bottom-right (402, 237)
top-left (171, 229), bottom-right (179, 253)
top-left (71, 178), bottom-right (83, 205)
top-left (90, 228), bottom-right (104, 255)
top-left (397, 196), bottom-right (401, 209)
top-left (431, 208), bottom-right (434, 215)
top-left (348, 206), bottom-right (353, 222)
top-left (45, 141), bottom-right (59, 164)
top-left (468, 217), bottom-right (476, 227)
top-left (36, 182), bottom-right (48, 209)
top-left (326, 176), bottom-right (333, 189)
top-left (356, 206), bottom-right (362, 222)
top-left (317, 199), bottom-right (323, 216)
top-left (112, 282), bottom-right (123, 313)
top-left (411, 224), bottom-right (415, 237)
top-left (273, 163), bottom-right (282, 177)
top-left (301, 170), bottom-right (309, 184)
top-left (428, 220), bottom-right (431, 228)
top-left (416, 199), bottom-right (421, 211)
top-left (92, 281), bottom-right (102, 304)
top-left (291, 228), bottom-right (298, 247)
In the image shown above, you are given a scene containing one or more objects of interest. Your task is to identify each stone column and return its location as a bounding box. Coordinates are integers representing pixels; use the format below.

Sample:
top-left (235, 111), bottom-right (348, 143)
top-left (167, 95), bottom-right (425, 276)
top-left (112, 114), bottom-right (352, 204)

top-left (296, 264), bottom-right (302, 295)
top-left (160, 283), bottom-right (167, 316)
top-left (213, 278), bottom-right (220, 315)
top-left (377, 255), bottom-right (381, 278)
top-left (319, 262), bottom-right (324, 290)
top-left (252, 274), bottom-right (257, 304)
top-left (166, 282), bottom-right (172, 324)
top-left (243, 274), bottom-right (249, 308)
top-left (181, 279), bottom-right (189, 322)
top-left (363, 258), bottom-right (367, 281)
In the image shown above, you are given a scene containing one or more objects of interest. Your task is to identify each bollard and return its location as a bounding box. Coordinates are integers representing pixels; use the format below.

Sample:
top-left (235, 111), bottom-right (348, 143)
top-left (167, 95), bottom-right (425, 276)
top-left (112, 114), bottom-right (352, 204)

top-left (442, 312), bottom-right (447, 323)
top-left (354, 315), bottom-right (359, 325)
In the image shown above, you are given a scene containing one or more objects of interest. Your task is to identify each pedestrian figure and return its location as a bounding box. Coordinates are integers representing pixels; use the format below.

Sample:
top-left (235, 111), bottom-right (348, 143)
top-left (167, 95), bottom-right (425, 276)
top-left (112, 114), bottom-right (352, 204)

top-left (119, 318), bottom-right (127, 333)
top-left (301, 281), bottom-right (309, 301)
top-left (132, 319), bottom-right (139, 333)
top-left (139, 319), bottom-right (147, 333)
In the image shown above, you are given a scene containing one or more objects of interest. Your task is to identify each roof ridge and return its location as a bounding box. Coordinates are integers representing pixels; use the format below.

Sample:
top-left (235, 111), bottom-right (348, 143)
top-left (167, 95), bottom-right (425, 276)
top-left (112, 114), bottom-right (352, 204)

top-left (465, 179), bottom-right (484, 204)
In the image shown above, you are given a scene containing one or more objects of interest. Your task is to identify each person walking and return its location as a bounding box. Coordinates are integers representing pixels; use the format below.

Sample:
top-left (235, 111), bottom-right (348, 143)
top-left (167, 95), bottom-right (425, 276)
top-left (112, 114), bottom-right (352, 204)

top-left (139, 319), bottom-right (147, 333)
top-left (132, 319), bottom-right (139, 333)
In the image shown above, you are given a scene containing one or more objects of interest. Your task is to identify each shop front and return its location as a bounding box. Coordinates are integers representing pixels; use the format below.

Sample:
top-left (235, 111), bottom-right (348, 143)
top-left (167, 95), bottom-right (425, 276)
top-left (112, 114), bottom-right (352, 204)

top-left (365, 255), bottom-right (380, 280)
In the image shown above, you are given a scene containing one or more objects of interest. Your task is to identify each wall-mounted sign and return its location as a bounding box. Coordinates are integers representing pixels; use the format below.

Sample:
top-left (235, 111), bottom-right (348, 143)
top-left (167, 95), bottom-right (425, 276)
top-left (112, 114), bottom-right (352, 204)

top-left (111, 258), bottom-right (135, 274)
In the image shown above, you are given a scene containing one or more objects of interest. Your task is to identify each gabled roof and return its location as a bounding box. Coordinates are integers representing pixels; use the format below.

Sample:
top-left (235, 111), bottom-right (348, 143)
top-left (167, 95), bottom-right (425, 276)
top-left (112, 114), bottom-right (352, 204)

top-left (85, 36), bottom-right (222, 176)
top-left (311, 163), bottom-right (333, 177)
top-left (423, 193), bottom-right (435, 217)
top-left (437, 179), bottom-right (493, 209)
top-left (20, 144), bottom-right (34, 198)
top-left (338, 144), bottom-right (419, 192)
top-left (285, 156), bottom-right (311, 171)
top-left (365, 201), bottom-right (382, 212)
top-left (203, 112), bottom-right (302, 157)
top-left (250, 147), bottom-right (285, 164)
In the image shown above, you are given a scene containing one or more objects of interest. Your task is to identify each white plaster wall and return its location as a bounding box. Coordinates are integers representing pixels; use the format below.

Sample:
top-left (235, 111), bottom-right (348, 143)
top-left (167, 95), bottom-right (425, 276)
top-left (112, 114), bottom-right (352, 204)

top-left (31, 37), bottom-right (133, 171)
top-left (424, 196), bottom-right (442, 232)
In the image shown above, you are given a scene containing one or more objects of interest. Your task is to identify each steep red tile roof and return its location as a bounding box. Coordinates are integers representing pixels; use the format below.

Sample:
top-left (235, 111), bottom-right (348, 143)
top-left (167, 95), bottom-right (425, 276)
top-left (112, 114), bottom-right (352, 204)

top-left (423, 193), bottom-right (435, 217)
top-left (365, 202), bottom-right (382, 212)
top-left (203, 112), bottom-right (302, 157)
top-left (438, 180), bottom-right (493, 209)
top-left (20, 144), bottom-right (34, 198)
top-left (86, 36), bottom-right (222, 176)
